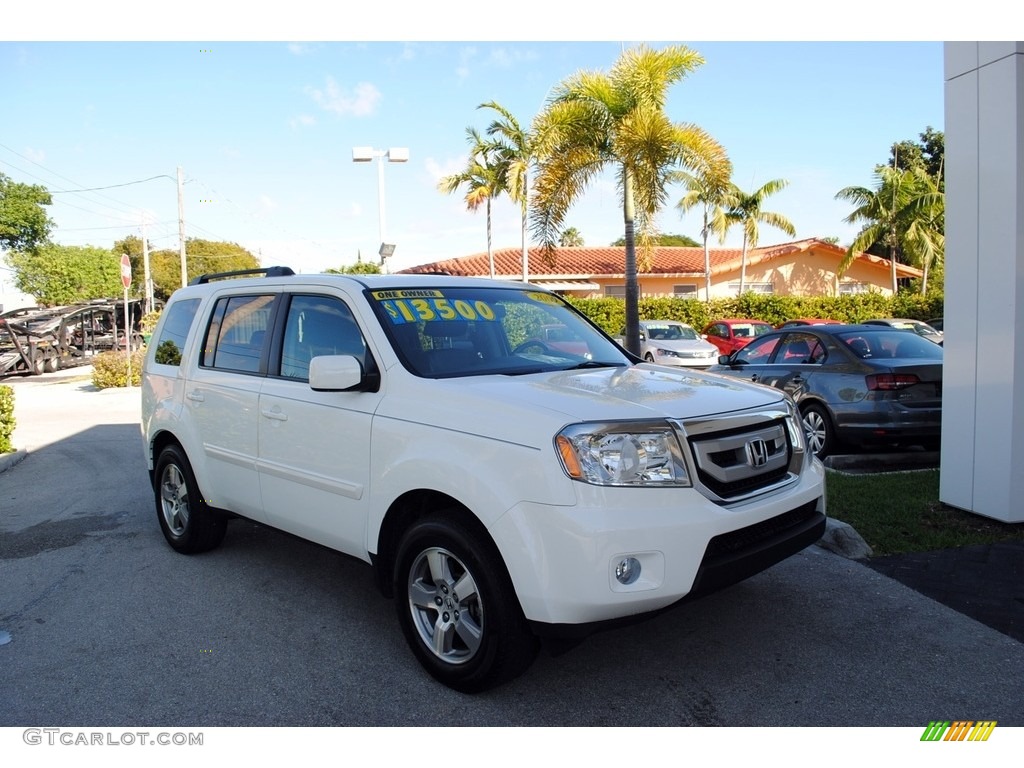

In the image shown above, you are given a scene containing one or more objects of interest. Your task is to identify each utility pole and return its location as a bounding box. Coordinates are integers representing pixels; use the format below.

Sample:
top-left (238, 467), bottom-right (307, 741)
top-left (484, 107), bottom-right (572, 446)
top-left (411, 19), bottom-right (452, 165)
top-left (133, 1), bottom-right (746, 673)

top-left (141, 216), bottom-right (153, 313)
top-left (177, 166), bottom-right (187, 288)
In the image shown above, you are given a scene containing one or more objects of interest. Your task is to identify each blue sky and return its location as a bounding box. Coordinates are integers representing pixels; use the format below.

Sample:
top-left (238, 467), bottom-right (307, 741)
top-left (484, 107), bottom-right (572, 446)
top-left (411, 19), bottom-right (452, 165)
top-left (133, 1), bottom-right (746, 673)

top-left (3, 10), bottom-right (953, 286)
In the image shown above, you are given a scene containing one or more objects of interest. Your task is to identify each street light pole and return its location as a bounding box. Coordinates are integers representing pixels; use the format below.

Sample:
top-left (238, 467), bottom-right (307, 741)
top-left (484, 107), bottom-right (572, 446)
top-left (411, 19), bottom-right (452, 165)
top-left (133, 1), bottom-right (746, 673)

top-left (352, 146), bottom-right (408, 272)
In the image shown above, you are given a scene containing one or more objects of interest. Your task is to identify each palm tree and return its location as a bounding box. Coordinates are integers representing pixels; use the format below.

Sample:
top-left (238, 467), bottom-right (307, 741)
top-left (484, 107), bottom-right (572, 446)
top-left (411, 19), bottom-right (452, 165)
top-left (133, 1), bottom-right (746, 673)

top-left (437, 127), bottom-right (504, 279)
top-left (531, 44), bottom-right (730, 356)
top-left (674, 169), bottom-right (732, 301)
top-left (723, 179), bottom-right (796, 294)
top-left (558, 227), bottom-right (584, 247)
top-left (898, 169), bottom-right (944, 294)
top-left (479, 101), bottom-right (534, 281)
top-left (835, 166), bottom-right (938, 294)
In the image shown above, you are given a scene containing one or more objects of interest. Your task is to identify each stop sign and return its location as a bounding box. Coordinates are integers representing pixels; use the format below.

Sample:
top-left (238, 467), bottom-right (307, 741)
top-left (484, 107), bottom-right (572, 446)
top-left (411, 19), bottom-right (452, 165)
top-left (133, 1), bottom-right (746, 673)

top-left (120, 253), bottom-right (131, 289)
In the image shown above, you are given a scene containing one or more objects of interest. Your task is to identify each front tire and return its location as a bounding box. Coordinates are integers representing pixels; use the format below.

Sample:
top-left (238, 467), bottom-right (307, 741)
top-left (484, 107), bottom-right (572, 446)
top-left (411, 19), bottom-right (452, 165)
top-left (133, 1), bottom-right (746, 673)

top-left (801, 403), bottom-right (836, 460)
top-left (154, 444), bottom-right (227, 554)
top-left (393, 514), bottom-right (538, 693)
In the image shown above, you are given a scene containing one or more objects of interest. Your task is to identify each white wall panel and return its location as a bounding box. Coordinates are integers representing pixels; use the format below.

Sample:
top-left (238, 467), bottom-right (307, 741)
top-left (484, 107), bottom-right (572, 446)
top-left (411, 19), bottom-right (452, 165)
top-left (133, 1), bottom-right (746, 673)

top-left (941, 42), bottom-right (1024, 522)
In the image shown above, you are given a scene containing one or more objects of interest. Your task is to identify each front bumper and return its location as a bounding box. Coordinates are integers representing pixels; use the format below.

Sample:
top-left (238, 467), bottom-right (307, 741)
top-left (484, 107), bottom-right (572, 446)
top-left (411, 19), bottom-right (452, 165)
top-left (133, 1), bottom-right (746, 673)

top-left (489, 459), bottom-right (826, 631)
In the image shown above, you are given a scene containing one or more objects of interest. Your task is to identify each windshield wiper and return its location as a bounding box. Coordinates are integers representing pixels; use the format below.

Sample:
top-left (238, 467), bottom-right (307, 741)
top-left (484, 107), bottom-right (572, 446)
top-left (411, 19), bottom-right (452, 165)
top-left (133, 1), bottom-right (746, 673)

top-left (562, 361), bottom-right (627, 371)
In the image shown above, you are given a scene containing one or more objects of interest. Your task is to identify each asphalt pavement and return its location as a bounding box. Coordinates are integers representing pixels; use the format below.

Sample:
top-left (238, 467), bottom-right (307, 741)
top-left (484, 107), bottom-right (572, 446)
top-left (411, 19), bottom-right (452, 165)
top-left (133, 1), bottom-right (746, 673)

top-left (1, 367), bottom-right (1023, 727)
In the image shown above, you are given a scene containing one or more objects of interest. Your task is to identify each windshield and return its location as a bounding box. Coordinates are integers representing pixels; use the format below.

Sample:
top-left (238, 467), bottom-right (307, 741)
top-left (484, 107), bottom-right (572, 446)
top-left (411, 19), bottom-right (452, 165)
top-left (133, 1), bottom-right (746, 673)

top-left (732, 322), bottom-right (772, 339)
top-left (368, 285), bottom-right (630, 377)
top-left (644, 323), bottom-right (698, 341)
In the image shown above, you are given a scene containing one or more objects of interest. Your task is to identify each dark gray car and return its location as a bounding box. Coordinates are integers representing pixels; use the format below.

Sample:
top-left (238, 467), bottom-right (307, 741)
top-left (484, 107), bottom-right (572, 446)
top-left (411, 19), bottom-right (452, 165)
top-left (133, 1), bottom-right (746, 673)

top-left (707, 324), bottom-right (943, 459)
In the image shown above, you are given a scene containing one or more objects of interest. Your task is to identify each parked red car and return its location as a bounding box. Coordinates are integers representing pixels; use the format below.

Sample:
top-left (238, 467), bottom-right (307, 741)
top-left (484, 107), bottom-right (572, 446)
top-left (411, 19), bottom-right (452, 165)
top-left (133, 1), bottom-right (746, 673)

top-left (701, 318), bottom-right (775, 356)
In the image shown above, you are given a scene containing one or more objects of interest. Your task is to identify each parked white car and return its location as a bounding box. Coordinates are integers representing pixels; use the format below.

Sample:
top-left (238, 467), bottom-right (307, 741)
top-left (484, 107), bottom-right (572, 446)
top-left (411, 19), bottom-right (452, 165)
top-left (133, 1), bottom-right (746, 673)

top-left (616, 320), bottom-right (720, 368)
top-left (141, 267), bottom-right (826, 692)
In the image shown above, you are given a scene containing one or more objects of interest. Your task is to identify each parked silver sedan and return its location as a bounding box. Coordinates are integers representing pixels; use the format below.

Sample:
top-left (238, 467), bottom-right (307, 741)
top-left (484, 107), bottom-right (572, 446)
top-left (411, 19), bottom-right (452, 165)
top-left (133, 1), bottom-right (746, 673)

top-left (864, 318), bottom-right (943, 344)
top-left (617, 320), bottom-right (720, 368)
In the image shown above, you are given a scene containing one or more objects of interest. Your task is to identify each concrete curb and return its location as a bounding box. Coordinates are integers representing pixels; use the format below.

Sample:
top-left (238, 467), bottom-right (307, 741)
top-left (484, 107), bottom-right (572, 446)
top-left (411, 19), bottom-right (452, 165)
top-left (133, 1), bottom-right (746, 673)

top-left (823, 451), bottom-right (939, 474)
top-left (0, 448), bottom-right (27, 474)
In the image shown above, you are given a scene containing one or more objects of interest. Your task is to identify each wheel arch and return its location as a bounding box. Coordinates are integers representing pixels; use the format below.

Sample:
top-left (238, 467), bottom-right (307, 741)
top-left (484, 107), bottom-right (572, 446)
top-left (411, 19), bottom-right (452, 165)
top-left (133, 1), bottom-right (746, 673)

top-left (372, 489), bottom-right (506, 601)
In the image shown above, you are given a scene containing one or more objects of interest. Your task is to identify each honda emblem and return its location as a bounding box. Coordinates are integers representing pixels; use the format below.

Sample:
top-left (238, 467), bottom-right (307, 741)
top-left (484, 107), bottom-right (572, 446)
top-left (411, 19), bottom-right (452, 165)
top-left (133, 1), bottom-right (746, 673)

top-left (745, 438), bottom-right (769, 468)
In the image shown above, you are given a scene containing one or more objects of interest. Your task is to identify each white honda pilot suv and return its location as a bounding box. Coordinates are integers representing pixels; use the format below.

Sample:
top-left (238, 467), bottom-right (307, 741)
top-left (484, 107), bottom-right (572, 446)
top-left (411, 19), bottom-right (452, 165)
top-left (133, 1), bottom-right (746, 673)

top-left (141, 267), bottom-right (826, 692)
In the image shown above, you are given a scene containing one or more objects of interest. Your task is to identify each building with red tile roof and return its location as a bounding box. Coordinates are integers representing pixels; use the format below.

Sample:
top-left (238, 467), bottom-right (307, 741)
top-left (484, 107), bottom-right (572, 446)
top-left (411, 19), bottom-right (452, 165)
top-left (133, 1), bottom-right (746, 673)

top-left (399, 238), bottom-right (923, 298)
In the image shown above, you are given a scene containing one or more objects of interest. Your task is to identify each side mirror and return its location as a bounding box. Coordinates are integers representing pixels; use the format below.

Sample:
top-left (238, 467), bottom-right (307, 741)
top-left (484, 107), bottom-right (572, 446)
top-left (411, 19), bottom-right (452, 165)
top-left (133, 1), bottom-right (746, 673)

top-left (309, 354), bottom-right (377, 392)
top-left (718, 354), bottom-right (732, 365)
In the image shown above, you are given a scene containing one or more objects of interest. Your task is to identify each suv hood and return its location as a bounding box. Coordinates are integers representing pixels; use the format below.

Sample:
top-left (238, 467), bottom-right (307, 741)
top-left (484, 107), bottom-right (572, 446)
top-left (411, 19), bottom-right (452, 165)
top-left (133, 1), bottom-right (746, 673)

top-left (385, 363), bottom-right (787, 444)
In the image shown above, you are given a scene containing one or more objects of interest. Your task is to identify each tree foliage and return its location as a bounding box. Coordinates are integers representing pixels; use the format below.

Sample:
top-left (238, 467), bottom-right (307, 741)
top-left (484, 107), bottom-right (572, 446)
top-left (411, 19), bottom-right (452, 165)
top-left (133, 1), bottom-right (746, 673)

top-left (674, 170), bottom-right (734, 300)
top-left (722, 179), bottom-right (797, 293)
top-left (888, 126), bottom-right (944, 187)
top-left (610, 232), bottom-right (700, 247)
top-left (559, 227), bottom-right (585, 246)
top-left (148, 239), bottom-right (259, 299)
top-left (5, 243), bottom-right (122, 305)
top-left (480, 101), bottom-right (535, 279)
top-left (112, 234), bottom-right (157, 290)
top-left (438, 126), bottom-right (505, 278)
top-left (0, 173), bottom-right (54, 253)
top-left (324, 257), bottom-right (382, 274)
top-left (836, 166), bottom-right (944, 294)
top-left (531, 43), bottom-right (730, 356)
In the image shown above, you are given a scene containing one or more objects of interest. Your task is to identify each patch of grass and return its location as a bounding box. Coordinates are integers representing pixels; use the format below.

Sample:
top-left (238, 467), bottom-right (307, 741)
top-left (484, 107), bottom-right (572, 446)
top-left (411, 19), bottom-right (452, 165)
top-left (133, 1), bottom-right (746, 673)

top-left (826, 468), bottom-right (1024, 556)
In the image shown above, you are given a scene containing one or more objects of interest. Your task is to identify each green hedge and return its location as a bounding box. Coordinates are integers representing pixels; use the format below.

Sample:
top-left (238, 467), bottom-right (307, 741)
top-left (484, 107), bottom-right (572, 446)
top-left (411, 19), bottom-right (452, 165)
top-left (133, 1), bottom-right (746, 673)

top-left (91, 349), bottom-right (146, 389)
top-left (566, 293), bottom-right (945, 336)
top-left (0, 385), bottom-right (14, 454)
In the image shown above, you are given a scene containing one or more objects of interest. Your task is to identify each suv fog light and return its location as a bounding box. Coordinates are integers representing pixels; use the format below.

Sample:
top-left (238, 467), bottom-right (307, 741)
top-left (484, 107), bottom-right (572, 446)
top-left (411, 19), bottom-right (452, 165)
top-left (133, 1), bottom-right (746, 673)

top-left (615, 557), bottom-right (641, 585)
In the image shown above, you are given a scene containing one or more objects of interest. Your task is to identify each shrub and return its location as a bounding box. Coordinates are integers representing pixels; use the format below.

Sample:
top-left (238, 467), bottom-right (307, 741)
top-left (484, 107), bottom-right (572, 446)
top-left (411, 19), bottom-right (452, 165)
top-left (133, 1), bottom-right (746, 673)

top-left (91, 349), bottom-right (145, 389)
top-left (567, 292), bottom-right (945, 336)
top-left (140, 310), bottom-right (162, 334)
top-left (0, 385), bottom-right (14, 453)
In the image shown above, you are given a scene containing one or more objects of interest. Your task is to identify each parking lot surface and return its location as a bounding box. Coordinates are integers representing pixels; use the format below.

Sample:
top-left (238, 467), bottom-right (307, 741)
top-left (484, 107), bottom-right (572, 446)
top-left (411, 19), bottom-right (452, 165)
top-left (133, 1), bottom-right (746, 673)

top-left (1, 370), bottom-right (1023, 727)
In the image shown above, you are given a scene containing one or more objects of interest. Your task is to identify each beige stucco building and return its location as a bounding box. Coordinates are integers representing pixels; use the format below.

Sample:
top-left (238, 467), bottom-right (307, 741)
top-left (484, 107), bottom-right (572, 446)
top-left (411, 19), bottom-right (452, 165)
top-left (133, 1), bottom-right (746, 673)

top-left (400, 238), bottom-right (922, 299)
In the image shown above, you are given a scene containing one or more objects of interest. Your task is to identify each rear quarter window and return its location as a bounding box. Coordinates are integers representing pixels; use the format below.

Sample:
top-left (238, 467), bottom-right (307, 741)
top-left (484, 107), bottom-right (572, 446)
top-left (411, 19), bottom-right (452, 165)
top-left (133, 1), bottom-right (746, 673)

top-left (152, 299), bottom-right (201, 366)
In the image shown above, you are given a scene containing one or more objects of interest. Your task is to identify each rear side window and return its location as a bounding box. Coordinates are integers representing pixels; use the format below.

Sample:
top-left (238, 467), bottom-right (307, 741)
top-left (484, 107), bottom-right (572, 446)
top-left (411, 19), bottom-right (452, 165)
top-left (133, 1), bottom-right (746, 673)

top-left (200, 295), bottom-right (275, 373)
top-left (152, 299), bottom-right (200, 366)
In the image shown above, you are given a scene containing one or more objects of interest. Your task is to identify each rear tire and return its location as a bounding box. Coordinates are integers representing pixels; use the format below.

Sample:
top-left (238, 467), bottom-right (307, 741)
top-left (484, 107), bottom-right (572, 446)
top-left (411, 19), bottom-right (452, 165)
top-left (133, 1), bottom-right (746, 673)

top-left (154, 444), bottom-right (227, 554)
top-left (801, 403), bottom-right (836, 460)
top-left (393, 514), bottom-right (539, 693)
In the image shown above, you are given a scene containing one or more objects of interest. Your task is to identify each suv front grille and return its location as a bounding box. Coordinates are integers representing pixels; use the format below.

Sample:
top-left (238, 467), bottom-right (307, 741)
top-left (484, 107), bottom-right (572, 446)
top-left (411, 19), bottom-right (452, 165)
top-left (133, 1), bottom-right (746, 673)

top-left (675, 408), bottom-right (804, 504)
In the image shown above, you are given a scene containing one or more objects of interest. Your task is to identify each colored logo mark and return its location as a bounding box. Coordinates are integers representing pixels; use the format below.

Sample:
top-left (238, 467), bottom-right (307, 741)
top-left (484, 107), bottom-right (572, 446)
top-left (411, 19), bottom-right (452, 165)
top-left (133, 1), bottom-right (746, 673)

top-left (920, 720), bottom-right (996, 741)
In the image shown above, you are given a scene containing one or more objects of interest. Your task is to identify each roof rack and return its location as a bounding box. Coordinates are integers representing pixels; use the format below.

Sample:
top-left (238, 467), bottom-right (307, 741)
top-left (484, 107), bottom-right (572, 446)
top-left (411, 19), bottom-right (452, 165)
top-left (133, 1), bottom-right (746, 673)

top-left (189, 266), bottom-right (295, 285)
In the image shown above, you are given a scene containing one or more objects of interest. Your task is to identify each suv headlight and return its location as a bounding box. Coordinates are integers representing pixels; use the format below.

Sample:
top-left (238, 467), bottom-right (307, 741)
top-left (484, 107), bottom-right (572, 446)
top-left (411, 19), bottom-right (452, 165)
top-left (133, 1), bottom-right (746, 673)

top-left (555, 422), bottom-right (691, 487)
top-left (783, 398), bottom-right (809, 458)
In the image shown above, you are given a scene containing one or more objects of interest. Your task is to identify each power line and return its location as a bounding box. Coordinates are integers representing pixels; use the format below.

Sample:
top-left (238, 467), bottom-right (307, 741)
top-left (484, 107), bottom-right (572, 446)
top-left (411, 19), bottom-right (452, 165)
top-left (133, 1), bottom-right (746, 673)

top-left (49, 175), bottom-right (175, 194)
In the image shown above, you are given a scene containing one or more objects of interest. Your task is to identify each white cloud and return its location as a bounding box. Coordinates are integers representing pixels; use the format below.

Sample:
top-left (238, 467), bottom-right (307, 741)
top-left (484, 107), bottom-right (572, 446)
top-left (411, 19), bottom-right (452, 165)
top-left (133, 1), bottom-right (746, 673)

top-left (424, 156), bottom-right (463, 185)
top-left (24, 147), bottom-right (45, 163)
top-left (287, 42), bottom-right (315, 56)
top-left (455, 46), bottom-right (477, 83)
top-left (257, 195), bottom-right (278, 215)
top-left (305, 77), bottom-right (381, 117)
top-left (288, 114), bottom-right (316, 129)
top-left (487, 46), bottom-right (539, 69)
